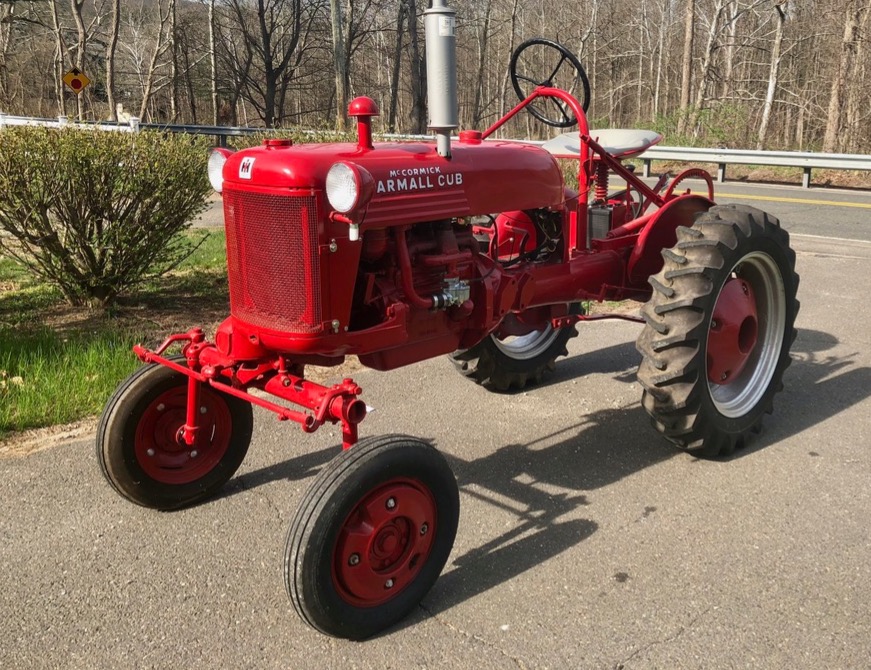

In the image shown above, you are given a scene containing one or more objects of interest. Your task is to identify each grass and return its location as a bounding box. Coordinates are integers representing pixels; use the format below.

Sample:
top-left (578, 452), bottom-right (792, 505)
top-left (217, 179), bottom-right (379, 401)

top-left (0, 328), bottom-right (141, 437)
top-left (0, 230), bottom-right (228, 440)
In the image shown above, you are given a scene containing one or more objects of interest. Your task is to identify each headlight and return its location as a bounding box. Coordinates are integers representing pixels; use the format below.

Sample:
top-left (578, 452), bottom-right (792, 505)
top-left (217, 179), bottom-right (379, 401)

top-left (208, 148), bottom-right (234, 193)
top-left (326, 163), bottom-right (359, 213)
top-left (326, 162), bottom-right (374, 214)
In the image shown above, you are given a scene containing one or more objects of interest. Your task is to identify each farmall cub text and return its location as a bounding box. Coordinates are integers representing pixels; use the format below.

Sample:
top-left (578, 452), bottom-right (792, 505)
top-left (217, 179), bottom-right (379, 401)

top-left (97, 1), bottom-right (799, 640)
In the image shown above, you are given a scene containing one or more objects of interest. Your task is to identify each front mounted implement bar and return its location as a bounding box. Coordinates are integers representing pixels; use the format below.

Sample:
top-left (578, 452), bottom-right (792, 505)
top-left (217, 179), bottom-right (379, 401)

top-left (132, 329), bottom-right (367, 449)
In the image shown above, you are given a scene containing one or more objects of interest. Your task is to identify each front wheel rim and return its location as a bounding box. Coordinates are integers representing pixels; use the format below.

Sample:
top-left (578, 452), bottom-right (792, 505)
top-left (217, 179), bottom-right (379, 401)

top-left (134, 386), bottom-right (233, 485)
top-left (332, 478), bottom-right (437, 607)
top-left (707, 252), bottom-right (787, 418)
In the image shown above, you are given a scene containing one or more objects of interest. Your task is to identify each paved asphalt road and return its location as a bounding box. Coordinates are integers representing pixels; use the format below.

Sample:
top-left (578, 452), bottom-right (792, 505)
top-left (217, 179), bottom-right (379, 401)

top-left (3, 190), bottom-right (871, 668)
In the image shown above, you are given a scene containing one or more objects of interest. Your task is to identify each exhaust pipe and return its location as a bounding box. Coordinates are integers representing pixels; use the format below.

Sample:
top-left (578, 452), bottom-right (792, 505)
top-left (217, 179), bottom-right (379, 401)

top-left (424, 0), bottom-right (458, 158)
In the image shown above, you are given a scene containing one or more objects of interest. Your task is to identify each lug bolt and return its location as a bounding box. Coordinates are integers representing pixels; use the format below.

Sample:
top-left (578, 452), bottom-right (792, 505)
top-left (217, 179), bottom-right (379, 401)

top-left (742, 284), bottom-right (749, 295)
top-left (146, 448), bottom-right (155, 457)
top-left (200, 406), bottom-right (207, 414)
top-left (348, 553), bottom-right (360, 566)
top-left (720, 373), bottom-right (728, 381)
top-left (711, 319), bottom-right (719, 329)
top-left (190, 450), bottom-right (198, 458)
top-left (385, 579), bottom-right (395, 589)
top-left (156, 403), bottom-right (165, 412)
top-left (386, 497), bottom-right (396, 510)
top-left (420, 523), bottom-right (428, 536)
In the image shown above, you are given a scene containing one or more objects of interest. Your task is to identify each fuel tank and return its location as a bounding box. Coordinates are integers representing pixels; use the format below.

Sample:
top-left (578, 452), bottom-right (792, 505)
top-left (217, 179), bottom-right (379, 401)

top-left (221, 136), bottom-right (566, 225)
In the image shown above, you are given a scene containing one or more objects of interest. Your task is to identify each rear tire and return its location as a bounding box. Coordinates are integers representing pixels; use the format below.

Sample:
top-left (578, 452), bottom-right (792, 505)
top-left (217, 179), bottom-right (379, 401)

top-left (451, 304), bottom-right (581, 392)
top-left (97, 357), bottom-right (254, 510)
top-left (636, 205), bottom-right (799, 457)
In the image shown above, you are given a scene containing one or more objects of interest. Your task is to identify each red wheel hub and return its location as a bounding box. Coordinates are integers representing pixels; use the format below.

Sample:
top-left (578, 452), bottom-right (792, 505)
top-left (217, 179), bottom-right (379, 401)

top-left (332, 479), bottom-right (437, 607)
top-left (134, 386), bottom-right (232, 485)
top-left (707, 277), bottom-right (758, 385)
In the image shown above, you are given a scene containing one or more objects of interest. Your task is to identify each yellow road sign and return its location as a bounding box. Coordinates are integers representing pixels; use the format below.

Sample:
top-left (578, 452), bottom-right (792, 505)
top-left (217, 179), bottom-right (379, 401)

top-left (63, 67), bottom-right (91, 94)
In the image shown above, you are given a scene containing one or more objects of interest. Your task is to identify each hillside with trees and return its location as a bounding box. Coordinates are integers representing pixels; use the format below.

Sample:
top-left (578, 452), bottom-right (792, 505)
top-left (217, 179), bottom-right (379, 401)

top-left (0, 0), bottom-right (868, 151)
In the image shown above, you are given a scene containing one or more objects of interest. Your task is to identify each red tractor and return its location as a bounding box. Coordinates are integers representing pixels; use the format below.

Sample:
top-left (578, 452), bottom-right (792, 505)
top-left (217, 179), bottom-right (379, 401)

top-left (97, 1), bottom-right (799, 641)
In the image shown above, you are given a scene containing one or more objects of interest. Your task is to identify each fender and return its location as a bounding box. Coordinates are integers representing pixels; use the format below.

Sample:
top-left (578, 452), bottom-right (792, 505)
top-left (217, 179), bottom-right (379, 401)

top-left (627, 194), bottom-right (714, 284)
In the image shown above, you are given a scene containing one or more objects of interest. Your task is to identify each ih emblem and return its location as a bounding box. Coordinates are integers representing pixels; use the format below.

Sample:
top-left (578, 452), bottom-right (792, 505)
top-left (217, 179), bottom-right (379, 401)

top-left (239, 157), bottom-right (255, 179)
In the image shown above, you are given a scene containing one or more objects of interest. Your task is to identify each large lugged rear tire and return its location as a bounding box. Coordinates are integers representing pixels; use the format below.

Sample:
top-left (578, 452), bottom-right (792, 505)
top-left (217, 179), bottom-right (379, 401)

top-left (636, 204), bottom-right (799, 457)
top-left (450, 304), bottom-right (581, 392)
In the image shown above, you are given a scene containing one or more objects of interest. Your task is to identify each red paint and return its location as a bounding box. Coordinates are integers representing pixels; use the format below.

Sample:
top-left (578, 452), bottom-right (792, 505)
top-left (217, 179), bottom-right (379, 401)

top-left (134, 386), bottom-right (232, 485)
top-left (331, 478), bottom-right (437, 607)
top-left (133, 82), bottom-right (717, 453)
top-left (707, 278), bottom-right (759, 384)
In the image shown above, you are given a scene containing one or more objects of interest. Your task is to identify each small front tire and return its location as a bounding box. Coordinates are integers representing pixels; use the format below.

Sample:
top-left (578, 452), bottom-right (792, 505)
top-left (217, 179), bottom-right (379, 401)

top-left (97, 357), bottom-right (254, 510)
top-left (286, 435), bottom-right (459, 640)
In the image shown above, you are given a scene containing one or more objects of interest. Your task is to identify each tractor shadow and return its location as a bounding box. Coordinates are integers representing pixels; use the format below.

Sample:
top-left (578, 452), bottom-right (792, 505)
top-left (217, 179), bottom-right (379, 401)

top-left (404, 403), bottom-right (665, 625)
top-left (731, 327), bottom-right (871, 458)
top-left (404, 327), bottom-right (870, 623)
top-left (222, 326), bottom-right (869, 623)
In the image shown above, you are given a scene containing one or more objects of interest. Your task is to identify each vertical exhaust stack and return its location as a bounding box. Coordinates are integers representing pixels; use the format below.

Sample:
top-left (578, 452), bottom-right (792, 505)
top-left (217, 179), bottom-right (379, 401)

top-left (424, 0), bottom-right (458, 158)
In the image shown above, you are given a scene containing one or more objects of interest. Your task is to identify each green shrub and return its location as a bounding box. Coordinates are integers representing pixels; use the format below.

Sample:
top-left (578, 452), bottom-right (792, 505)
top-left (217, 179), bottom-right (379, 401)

top-left (0, 127), bottom-right (211, 308)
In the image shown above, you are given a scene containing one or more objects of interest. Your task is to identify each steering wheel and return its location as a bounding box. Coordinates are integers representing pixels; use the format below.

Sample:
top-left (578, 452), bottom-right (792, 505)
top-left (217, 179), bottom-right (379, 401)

top-left (509, 38), bottom-right (591, 128)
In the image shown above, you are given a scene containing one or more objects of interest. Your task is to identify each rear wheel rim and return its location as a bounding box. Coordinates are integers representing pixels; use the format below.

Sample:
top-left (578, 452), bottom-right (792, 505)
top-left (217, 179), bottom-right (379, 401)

top-left (707, 252), bottom-right (786, 418)
top-left (492, 325), bottom-right (561, 360)
top-left (332, 478), bottom-right (437, 607)
top-left (134, 386), bottom-right (233, 485)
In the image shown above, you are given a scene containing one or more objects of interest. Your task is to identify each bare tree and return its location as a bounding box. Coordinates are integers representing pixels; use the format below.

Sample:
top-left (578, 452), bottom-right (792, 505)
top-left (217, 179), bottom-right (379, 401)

top-left (329, 0), bottom-right (348, 129)
top-left (757, 1), bottom-right (786, 149)
top-left (677, 0), bottom-right (694, 135)
top-left (105, 0), bottom-right (121, 120)
top-left (823, 0), bottom-right (866, 152)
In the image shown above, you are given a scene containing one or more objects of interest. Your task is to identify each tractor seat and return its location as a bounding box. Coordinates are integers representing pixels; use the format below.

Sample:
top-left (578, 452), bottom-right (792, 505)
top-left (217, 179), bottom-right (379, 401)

top-left (541, 129), bottom-right (663, 160)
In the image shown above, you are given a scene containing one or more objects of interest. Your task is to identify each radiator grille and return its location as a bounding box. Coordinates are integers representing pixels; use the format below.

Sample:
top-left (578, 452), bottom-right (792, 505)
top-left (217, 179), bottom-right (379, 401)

top-left (223, 189), bottom-right (323, 334)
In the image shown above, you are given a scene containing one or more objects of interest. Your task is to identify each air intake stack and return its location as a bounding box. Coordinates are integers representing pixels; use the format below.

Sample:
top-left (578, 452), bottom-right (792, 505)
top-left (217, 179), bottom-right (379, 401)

top-left (424, 0), bottom-right (458, 158)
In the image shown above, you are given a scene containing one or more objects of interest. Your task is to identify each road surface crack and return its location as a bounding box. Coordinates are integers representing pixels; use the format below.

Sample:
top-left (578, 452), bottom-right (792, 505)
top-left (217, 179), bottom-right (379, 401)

top-left (613, 607), bottom-right (711, 669)
top-left (418, 602), bottom-right (529, 669)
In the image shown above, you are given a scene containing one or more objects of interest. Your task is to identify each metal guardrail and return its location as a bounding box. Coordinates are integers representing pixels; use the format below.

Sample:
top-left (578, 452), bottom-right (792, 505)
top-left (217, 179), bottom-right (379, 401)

top-left (639, 146), bottom-right (871, 189)
top-left (2, 113), bottom-right (869, 188)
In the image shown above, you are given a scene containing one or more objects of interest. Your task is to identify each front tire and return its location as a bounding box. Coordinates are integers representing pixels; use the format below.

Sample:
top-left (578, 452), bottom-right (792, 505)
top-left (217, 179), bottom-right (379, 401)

top-left (97, 357), bottom-right (254, 510)
top-left (286, 435), bottom-right (459, 640)
top-left (636, 205), bottom-right (799, 457)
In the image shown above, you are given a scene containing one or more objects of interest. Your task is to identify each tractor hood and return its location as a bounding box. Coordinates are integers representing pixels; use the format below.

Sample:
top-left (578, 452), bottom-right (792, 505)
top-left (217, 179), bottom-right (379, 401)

top-left (221, 138), bottom-right (565, 225)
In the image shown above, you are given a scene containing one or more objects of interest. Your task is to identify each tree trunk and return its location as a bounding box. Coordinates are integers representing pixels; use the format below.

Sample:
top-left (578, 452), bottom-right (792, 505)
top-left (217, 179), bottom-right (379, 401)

top-left (406, 0), bottom-right (425, 133)
top-left (387, 2), bottom-right (405, 132)
top-left (330, 0), bottom-right (349, 130)
top-left (138, 0), bottom-right (173, 120)
top-left (757, 2), bottom-right (786, 150)
top-left (677, 0), bottom-right (694, 135)
top-left (50, 1), bottom-right (67, 116)
top-left (471, 0), bottom-right (493, 127)
top-left (498, 0), bottom-right (520, 118)
top-left (69, 0), bottom-right (87, 119)
top-left (843, 3), bottom-right (869, 152)
top-left (106, 0), bottom-right (121, 121)
top-left (208, 0), bottom-right (218, 125)
top-left (823, 0), bottom-right (863, 153)
top-left (169, 0), bottom-right (178, 121)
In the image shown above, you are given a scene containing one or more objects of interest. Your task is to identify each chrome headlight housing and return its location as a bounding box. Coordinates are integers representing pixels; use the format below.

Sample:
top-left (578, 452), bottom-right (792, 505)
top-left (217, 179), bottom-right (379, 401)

top-left (326, 162), bottom-right (374, 215)
top-left (207, 148), bottom-right (234, 193)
